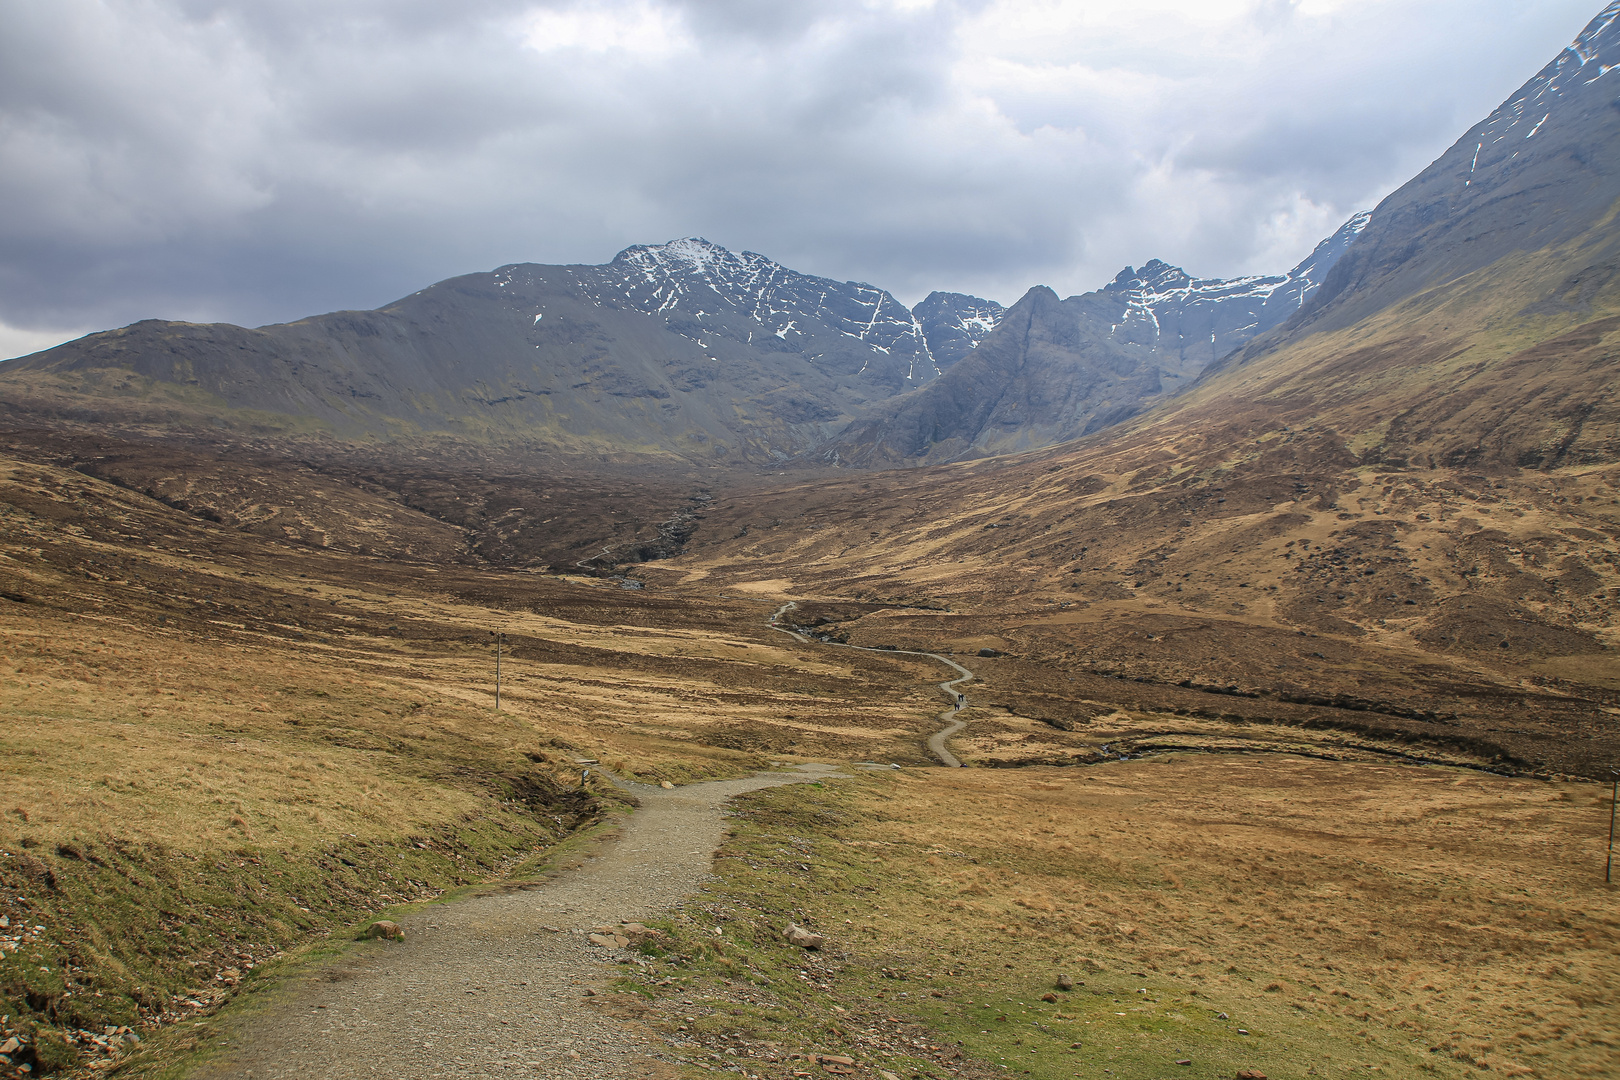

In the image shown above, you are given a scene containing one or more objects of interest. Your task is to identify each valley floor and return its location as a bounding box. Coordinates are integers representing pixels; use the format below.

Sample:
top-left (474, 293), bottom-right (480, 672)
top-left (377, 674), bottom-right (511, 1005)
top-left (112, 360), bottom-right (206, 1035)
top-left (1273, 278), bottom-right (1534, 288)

top-left (0, 452), bottom-right (1615, 1080)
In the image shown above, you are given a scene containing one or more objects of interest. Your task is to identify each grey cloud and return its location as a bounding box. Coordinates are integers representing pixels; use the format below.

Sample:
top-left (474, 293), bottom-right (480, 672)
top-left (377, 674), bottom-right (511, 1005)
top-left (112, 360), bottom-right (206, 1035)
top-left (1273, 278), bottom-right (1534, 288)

top-left (0, 0), bottom-right (1605, 354)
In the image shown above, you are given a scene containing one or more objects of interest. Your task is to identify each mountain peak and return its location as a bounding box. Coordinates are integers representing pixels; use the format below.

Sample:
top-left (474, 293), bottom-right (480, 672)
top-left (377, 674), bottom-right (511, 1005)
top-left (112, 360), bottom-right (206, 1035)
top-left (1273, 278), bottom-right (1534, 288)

top-left (604, 237), bottom-right (941, 387)
top-left (612, 236), bottom-right (757, 278)
top-left (911, 291), bottom-right (1006, 371)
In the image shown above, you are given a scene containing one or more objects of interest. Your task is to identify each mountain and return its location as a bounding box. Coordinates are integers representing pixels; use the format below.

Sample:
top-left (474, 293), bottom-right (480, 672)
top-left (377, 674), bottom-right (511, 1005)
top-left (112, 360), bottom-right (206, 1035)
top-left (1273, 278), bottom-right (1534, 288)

top-left (1261, 4), bottom-right (1620, 344)
top-left (912, 291), bottom-right (1007, 370)
top-left (602, 238), bottom-right (943, 389)
top-left (1098, 213), bottom-right (1373, 378)
top-left (0, 240), bottom-right (995, 464)
top-left (1188, 0), bottom-right (1620, 470)
top-left (821, 212), bottom-right (1371, 466)
top-left (662, 5), bottom-right (1620, 780)
top-left (0, 214), bottom-right (1381, 470)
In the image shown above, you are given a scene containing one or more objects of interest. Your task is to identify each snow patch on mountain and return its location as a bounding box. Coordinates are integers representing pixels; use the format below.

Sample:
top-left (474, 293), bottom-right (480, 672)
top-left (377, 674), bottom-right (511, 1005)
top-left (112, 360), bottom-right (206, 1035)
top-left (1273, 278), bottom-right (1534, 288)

top-left (1471, 2), bottom-right (1620, 151)
top-left (1093, 210), bottom-right (1372, 367)
top-left (607, 238), bottom-right (940, 383)
top-left (912, 291), bottom-right (1007, 371)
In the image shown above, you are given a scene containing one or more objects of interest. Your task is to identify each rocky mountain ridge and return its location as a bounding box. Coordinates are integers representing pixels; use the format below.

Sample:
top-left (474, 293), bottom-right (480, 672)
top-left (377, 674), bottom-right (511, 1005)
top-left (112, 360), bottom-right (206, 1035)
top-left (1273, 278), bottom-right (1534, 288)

top-left (1103, 211), bottom-right (1372, 372)
top-left (0, 222), bottom-right (1374, 467)
top-left (0, 244), bottom-right (991, 464)
top-left (1244, 0), bottom-right (1620, 349)
top-left (820, 212), bottom-right (1372, 466)
top-left (912, 291), bottom-right (1007, 370)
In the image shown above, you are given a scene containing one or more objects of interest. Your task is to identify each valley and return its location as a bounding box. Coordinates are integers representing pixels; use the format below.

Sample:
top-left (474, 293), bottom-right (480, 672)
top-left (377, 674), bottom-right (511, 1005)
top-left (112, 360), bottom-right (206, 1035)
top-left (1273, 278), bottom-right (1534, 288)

top-left (1, 439), bottom-right (1616, 1080)
top-left (3, 4), bottom-right (1620, 1079)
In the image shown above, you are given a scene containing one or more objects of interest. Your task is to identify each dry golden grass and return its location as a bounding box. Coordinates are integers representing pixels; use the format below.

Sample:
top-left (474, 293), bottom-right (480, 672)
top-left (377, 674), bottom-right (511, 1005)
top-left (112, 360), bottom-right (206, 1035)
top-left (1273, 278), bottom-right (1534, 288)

top-left (0, 454), bottom-right (946, 1071)
top-left (674, 455), bottom-right (1620, 777)
top-left (656, 755), bottom-right (1620, 1080)
top-left (3, 450), bottom-right (1617, 1080)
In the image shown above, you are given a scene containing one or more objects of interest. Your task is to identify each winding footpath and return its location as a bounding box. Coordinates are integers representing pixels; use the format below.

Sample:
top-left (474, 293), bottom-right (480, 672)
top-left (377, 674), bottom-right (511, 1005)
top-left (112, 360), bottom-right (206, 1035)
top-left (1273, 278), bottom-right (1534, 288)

top-left (191, 604), bottom-right (971, 1078)
top-left (769, 602), bottom-right (975, 767)
top-left (192, 766), bottom-right (838, 1080)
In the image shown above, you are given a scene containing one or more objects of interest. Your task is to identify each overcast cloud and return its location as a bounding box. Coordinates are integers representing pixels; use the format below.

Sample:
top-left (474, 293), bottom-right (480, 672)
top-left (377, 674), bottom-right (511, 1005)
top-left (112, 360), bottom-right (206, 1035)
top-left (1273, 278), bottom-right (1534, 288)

top-left (0, 0), bottom-right (1604, 358)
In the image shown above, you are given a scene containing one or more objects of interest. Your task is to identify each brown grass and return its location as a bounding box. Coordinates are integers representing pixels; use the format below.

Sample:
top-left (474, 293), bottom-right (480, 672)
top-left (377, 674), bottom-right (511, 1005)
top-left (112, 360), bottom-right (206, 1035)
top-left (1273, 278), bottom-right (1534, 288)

top-left (2, 448), bottom-right (1617, 1079)
top-left (0, 454), bottom-right (944, 1072)
top-left (652, 756), bottom-right (1620, 1079)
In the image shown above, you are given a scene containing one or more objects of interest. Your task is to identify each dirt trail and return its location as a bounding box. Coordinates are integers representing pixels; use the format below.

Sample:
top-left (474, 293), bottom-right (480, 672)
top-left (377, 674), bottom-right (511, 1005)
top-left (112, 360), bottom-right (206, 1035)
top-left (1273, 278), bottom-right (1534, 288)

top-left (190, 765), bottom-right (839, 1080)
top-left (769, 602), bottom-right (974, 767)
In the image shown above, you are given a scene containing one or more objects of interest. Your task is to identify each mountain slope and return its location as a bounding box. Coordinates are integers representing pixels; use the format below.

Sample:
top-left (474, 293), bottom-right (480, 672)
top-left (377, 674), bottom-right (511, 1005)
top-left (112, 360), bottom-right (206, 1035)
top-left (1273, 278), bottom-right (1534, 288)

top-left (1271, 3), bottom-right (1620, 344)
top-left (823, 213), bottom-right (1371, 466)
top-left (659, 6), bottom-right (1620, 780)
top-left (0, 240), bottom-right (976, 463)
top-left (1179, 2), bottom-right (1620, 471)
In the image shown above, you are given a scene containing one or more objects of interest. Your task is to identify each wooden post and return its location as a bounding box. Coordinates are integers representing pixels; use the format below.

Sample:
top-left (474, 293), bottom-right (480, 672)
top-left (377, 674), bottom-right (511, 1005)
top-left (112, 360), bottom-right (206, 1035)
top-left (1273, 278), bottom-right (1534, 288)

top-left (1608, 770), bottom-right (1617, 884)
top-left (491, 630), bottom-right (506, 710)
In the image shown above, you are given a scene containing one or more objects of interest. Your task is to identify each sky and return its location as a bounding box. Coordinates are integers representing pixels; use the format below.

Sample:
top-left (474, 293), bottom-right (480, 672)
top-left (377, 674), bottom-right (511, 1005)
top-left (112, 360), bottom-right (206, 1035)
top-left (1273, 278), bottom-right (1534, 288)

top-left (0, 0), bottom-right (1606, 359)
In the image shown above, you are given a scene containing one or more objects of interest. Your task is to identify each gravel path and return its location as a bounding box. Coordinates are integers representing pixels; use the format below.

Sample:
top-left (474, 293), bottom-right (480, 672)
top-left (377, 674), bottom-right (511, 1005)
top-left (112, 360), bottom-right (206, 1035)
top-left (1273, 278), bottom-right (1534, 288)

top-left (769, 602), bottom-right (975, 767)
top-left (191, 765), bottom-right (840, 1080)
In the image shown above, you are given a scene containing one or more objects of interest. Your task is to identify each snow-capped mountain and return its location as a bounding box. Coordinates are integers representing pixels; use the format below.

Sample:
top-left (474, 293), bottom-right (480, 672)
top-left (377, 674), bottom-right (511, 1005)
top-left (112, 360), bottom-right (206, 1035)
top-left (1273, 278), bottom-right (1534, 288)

top-left (4, 213), bottom-right (1376, 470)
top-left (1092, 212), bottom-right (1373, 374)
top-left (912, 291), bottom-right (1008, 370)
top-left (601, 237), bottom-right (942, 389)
top-left (821, 211), bottom-right (1374, 467)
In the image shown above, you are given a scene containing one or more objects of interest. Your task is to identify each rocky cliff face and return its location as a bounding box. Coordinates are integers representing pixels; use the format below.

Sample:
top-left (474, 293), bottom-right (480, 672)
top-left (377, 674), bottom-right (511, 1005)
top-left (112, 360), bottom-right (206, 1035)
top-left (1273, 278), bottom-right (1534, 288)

top-left (911, 291), bottom-right (1007, 371)
top-left (818, 213), bottom-right (1371, 466)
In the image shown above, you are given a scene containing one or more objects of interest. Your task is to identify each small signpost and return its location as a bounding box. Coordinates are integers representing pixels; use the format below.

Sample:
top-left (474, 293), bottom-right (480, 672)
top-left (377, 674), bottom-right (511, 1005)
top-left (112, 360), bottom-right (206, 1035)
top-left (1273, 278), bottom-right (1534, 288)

top-left (490, 630), bottom-right (507, 710)
top-left (1607, 769), bottom-right (1617, 884)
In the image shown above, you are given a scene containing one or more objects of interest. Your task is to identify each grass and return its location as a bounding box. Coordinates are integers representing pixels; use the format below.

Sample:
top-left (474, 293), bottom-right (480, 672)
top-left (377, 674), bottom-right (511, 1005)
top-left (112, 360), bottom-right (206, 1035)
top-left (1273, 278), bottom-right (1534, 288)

top-left (0, 453), bottom-right (946, 1074)
top-left (616, 757), bottom-right (1619, 1080)
top-left (0, 608), bottom-right (621, 1072)
top-left (3, 451), bottom-right (1618, 1079)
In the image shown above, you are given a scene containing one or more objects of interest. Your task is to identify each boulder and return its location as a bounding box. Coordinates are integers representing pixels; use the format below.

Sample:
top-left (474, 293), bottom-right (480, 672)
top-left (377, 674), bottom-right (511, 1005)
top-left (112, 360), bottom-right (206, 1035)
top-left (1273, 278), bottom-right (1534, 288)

top-left (784, 923), bottom-right (825, 949)
top-left (621, 923), bottom-right (664, 945)
top-left (1040, 992), bottom-right (1058, 1003)
top-left (1236, 1072), bottom-right (1267, 1080)
top-left (1056, 973), bottom-right (1075, 990)
top-left (362, 921), bottom-right (404, 941)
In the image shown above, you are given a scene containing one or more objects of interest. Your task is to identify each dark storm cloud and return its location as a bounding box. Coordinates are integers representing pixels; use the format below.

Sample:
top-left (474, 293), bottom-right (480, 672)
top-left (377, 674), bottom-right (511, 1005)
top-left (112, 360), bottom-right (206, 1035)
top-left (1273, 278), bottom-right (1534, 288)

top-left (0, 0), bottom-right (1604, 358)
